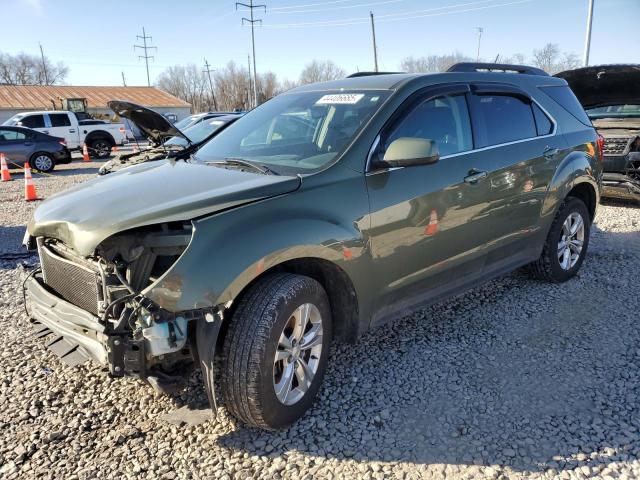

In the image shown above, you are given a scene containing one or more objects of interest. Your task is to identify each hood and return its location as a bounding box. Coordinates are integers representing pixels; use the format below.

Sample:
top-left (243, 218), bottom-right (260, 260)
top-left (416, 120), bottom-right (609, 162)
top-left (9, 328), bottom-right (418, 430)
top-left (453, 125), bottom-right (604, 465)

top-left (28, 160), bottom-right (301, 256)
top-left (555, 65), bottom-right (640, 109)
top-left (108, 100), bottom-right (192, 145)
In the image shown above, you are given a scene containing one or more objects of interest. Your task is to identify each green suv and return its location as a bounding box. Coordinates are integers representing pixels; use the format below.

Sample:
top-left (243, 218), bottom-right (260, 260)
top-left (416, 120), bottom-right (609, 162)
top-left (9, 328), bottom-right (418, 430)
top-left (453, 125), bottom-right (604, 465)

top-left (24, 63), bottom-right (602, 430)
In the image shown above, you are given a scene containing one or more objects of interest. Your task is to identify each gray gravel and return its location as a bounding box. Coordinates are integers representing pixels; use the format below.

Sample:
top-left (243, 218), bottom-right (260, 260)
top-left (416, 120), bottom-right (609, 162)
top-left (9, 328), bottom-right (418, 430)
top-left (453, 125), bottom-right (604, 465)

top-left (1, 160), bottom-right (640, 479)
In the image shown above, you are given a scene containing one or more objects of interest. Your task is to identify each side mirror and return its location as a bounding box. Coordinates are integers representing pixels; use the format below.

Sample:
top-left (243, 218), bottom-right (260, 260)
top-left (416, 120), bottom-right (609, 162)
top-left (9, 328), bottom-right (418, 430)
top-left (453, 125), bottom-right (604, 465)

top-left (379, 137), bottom-right (440, 168)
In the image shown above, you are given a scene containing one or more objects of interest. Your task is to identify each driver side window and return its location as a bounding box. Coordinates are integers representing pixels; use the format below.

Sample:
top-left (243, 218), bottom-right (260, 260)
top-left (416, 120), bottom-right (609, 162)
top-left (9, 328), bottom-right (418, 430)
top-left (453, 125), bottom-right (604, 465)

top-left (386, 94), bottom-right (473, 157)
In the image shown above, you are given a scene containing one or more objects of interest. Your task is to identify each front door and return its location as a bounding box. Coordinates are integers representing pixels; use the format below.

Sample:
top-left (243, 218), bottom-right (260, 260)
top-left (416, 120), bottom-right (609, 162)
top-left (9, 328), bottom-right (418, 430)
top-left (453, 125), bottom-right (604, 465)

top-left (365, 85), bottom-right (493, 321)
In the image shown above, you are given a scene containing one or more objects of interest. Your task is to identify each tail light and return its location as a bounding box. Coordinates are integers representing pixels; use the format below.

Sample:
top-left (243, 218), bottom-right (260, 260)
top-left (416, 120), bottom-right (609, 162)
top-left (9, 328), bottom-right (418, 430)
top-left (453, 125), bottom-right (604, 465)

top-left (58, 139), bottom-right (67, 146)
top-left (596, 134), bottom-right (605, 160)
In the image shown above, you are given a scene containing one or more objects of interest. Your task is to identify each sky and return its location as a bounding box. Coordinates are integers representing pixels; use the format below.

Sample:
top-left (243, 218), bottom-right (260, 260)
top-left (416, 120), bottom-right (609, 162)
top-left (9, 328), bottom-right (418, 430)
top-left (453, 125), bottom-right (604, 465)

top-left (3, 0), bottom-right (639, 86)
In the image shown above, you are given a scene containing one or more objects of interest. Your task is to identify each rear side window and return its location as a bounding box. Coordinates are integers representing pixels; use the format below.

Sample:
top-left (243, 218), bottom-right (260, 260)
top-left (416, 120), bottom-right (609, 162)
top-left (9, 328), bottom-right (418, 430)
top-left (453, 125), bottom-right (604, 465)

top-left (540, 86), bottom-right (592, 126)
top-left (20, 114), bottom-right (45, 128)
top-left (0, 129), bottom-right (27, 141)
top-left (386, 94), bottom-right (473, 156)
top-left (470, 94), bottom-right (537, 147)
top-left (533, 104), bottom-right (553, 135)
top-left (49, 113), bottom-right (71, 127)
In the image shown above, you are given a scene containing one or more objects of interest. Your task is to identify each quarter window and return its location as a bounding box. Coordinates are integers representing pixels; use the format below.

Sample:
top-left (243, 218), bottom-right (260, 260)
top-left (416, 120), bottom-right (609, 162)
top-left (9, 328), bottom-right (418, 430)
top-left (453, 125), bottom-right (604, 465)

top-left (386, 94), bottom-right (473, 156)
top-left (20, 114), bottom-right (45, 129)
top-left (532, 104), bottom-right (553, 136)
top-left (49, 113), bottom-right (71, 127)
top-left (470, 94), bottom-right (537, 147)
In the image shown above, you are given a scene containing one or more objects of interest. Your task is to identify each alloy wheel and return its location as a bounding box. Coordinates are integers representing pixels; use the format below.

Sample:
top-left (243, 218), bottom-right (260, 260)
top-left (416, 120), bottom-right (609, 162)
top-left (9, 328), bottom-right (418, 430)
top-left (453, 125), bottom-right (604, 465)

top-left (33, 155), bottom-right (53, 172)
top-left (557, 212), bottom-right (585, 270)
top-left (273, 303), bottom-right (324, 406)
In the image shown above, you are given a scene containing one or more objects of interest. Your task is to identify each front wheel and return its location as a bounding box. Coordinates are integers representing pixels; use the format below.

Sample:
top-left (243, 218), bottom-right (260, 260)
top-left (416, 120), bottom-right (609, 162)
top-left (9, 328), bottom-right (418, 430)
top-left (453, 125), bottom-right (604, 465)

top-left (220, 273), bottom-right (332, 430)
top-left (527, 196), bottom-right (591, 282)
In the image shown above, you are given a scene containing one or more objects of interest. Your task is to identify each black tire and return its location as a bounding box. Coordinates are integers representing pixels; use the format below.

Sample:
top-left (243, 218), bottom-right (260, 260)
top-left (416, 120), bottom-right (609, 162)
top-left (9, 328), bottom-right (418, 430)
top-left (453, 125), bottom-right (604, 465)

top-left (220, 273), bottom-right (332, 430)
top-left (527, 196), bottom-right (591, 282)
top-left (90, 139), bottom-right (113, 159)
top-left (30, 152), bottom-right (55, 173)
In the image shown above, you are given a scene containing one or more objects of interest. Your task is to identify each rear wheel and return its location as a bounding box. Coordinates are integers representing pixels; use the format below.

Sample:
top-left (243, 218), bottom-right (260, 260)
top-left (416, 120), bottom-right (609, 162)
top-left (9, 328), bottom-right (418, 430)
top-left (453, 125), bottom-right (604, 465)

top-left (90, 139), bottom-right (112, 159)
top-left (31, 152), bottom-right (55, 173)
top-left (527, 196), bottom-right (590, 282)
top-left (220, 273), bottom-right (332, 430)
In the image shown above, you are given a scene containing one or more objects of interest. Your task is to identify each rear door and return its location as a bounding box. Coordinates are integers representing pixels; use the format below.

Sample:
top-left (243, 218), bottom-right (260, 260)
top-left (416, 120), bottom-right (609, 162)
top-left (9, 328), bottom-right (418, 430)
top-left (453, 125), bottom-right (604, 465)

top-left (0, 127), bottom-right (33, 165)
top-left (47, 112), bottom-right (79, 148)
top-left (465, 83), bottom-right (565, 270)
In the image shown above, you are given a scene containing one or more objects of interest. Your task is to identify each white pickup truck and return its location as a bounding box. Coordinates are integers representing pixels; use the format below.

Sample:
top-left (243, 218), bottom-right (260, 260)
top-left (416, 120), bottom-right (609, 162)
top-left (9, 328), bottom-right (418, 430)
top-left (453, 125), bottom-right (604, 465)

top-left (3, 111), bottom-right (127, 159)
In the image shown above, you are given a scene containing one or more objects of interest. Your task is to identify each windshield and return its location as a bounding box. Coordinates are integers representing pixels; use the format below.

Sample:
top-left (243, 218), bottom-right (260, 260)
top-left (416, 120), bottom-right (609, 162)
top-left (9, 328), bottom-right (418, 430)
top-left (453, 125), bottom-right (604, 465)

top-left (587, 105), bottom-right (640, 119)
top-left (174, 114), bottom-right (204, 131)
top-left (3, 114), bottom-right (25, 126)
top-left (194, 90), bottom-right (389, 174)
top-left (165, 117), bottom-right (232, 148)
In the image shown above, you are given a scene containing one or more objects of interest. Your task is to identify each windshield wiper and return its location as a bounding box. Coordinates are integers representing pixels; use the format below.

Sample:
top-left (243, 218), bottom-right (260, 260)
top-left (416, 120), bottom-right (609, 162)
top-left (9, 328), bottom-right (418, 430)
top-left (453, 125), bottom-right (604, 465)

top-left (207, 157), bottom-right (279, 175)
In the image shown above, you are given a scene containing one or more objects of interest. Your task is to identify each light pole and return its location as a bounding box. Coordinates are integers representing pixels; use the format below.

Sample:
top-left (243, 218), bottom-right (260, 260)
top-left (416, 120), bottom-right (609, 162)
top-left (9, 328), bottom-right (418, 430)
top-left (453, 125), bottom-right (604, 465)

top-left (583, 0), bottom-right (594, 67)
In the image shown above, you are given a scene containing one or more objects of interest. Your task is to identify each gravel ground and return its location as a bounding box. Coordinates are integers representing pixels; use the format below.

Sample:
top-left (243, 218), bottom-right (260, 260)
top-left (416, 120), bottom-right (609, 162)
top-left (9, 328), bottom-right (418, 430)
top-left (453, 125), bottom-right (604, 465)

top-left (1, 160), bottom-right (640, 479)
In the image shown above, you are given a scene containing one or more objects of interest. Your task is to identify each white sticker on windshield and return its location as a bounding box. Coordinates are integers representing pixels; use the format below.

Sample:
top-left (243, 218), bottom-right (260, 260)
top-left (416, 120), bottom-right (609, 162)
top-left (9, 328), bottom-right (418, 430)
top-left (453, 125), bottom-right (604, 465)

top-left (315, 93), bottom-right (365, 105)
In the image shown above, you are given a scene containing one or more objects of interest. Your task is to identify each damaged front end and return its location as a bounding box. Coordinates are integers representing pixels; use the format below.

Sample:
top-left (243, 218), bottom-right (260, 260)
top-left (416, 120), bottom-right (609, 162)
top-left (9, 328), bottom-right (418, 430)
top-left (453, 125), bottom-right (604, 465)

top-left (23, 222), bottom-right (222, 394)
top-left (601, 135), bottom-right (640, 201)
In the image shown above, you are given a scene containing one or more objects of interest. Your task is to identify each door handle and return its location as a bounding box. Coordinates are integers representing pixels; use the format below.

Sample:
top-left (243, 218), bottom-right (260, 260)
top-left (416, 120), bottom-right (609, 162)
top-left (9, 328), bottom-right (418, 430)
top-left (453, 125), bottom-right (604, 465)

top-left (464, 170), bottom-right (488, 184)
top-left (69, 129), bottom-right (76, 133)
top-left (543, 147), bottom-right (559, 159)
top-left (23, 142), bottom-right (34, 146)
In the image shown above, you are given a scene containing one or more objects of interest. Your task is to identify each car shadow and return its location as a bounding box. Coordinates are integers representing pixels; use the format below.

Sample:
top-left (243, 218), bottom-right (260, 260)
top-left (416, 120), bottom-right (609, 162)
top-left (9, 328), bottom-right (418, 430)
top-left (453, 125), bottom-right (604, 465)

top-left (211, 226), bottom-right (640, 475)
top-left (46, 166), bottom-right (101, 176)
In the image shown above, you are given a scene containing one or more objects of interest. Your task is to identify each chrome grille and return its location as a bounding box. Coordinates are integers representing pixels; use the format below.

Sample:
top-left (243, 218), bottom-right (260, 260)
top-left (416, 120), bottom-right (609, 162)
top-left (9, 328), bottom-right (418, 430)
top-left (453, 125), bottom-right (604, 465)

top-left (39, 245), bottom-right (100, 315)
top-left (603, 138), bottom-right (629, 156)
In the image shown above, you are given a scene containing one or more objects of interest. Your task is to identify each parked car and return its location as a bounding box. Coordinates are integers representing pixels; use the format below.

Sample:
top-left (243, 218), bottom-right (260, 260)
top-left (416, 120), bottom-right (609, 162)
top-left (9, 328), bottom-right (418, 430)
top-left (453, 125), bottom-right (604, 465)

top-left (23, 63), bottom-right (601, 430)
top-left (3, 110), bottom-right (127, 159)
top-left (99, 102), bottom-right (242, 174)
top-left (173, 111), bottom-right (241, 131)
top-left (556, 64), bottom-right (640, 202)
top-left (0, 125), bottom-right (71, 172)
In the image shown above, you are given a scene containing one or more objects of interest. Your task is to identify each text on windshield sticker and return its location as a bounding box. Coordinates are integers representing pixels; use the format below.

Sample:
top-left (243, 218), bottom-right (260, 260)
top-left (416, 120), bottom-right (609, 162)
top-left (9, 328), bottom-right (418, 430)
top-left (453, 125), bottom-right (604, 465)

top-left (316, 94), bottom-right (365, 105)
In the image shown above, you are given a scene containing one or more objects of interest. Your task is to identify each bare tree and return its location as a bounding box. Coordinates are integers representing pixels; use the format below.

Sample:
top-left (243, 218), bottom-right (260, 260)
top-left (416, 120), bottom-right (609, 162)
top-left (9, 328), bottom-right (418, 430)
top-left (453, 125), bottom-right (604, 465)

top-left (299, 60), bottom-right (346, 85)
top-left (399, 52), bottom-right (473, 73)
top-left (0, 51), bottom-right (68, 85)
top-left (531, 43), bottom-right (580, 74)
top-left (156, 64), bottom-right (210, 112)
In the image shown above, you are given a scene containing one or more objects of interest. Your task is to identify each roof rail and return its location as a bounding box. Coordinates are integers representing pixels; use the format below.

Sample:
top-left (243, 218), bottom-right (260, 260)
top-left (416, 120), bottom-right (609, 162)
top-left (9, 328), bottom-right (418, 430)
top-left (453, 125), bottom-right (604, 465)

top-left (347, 71), bottom-right (404, 78)
top-left (446, 62), bottom-right (549, 76)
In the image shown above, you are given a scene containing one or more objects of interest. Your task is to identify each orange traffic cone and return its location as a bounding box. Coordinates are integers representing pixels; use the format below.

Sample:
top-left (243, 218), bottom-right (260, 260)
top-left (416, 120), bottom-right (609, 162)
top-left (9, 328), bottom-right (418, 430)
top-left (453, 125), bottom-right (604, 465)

top-left (1, 153), bottom-right (11, 181)
top-left (82, 143), bottom-right (90, 162)
top-left (24, 163), bottom-right (39, 201)
top-left (424, 209), bottom-right (438, 236)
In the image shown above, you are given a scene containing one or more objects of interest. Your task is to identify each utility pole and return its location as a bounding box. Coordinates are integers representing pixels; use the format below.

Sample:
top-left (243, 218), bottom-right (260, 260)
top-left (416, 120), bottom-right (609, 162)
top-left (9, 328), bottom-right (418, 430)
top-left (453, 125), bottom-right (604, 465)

top-left (583, 0), bottom-right (594, 67)
top-left (203, 59), bottom-right (219, 111)
top-left (134, 27), bottom-right (157, 87)
top-left (247, 54), bottom-right (253, 109)
top-left (476, 27), bottom-right (483, 62)
top-left (39, 43), bottom-right (49, 85)
top-left (236, 0), bottom-right (266, 107)
top-left (370, 12), bottom-right (379, 72)
top-left (121, 71), bottom-right (127, 87)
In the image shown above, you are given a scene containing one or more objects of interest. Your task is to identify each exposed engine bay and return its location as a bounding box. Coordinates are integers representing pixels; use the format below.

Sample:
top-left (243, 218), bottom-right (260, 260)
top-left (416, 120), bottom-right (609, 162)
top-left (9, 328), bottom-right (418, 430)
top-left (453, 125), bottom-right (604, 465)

top-left (98, 145), bottom-right (190, 175)
top-left (594, 119), bottom-right (640, 199)
top-left (29, 222), bottom-right (216, 391)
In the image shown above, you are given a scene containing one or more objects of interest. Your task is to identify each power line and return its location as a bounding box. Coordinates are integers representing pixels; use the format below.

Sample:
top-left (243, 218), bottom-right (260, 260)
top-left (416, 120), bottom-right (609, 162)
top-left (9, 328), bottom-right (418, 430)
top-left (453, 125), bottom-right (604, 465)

top-left (203, 59), bottom-right (219, 111)
top-left (269, 0), bottom-right (405, 15)
top-left (236, 0), bottom-right (266, 108)
top-left (259, 0), bottom-right (531, 28)
top-left (134, 27), bottom-right (157, 87)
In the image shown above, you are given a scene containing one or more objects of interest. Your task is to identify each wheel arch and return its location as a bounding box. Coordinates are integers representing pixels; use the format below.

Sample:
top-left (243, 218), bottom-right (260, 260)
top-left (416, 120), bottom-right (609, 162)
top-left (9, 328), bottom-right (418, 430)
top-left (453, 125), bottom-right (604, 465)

top-left (85, 130), bottom-right (115, 145)
top-left (228, 257), bottom-right (361, 343)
